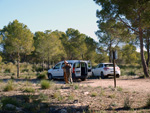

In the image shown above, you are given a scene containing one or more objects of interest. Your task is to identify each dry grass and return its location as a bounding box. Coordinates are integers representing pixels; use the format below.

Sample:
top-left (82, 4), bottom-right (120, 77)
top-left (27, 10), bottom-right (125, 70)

top-left (0, 77), bottom-right (149, 113)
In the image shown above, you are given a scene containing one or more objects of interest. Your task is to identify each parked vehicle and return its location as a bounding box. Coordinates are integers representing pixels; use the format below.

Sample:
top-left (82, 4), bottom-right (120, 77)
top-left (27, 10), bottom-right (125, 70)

top-left (92, 63), bottom-right (120, 79)
top-left (47, 60), bottom-right (92, 81)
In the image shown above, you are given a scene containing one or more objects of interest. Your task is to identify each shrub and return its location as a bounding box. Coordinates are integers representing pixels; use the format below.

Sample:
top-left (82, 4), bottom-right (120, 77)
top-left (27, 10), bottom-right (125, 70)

top-left (0, 56), bottom-right (2, 63)
top-left (128, 70), bottom-right (136, 76)
top-left (4, 69), bottom-right (10, 73)
top-left (108, 94), bottom-right (116, 98)
top-left (23, 87), bottom-right (35, 93)
top-left (68, 93), bottom-right (75, 100)
top-left (2, 62), bottom-right (17, 73)
top-left (39, 93), bottom-right (48, 101)
top-left (37, 73), bottom-right (46, 79)
top-left (53, 92), bottom-right (64, 101)
top-left (1, 97), bottom-right (19, 107)
top-left (40, 80), bottom-right (52, 89)
top-left (73, 84), bottom-right (79, 90)
top-left (99, 88), bottom-right (105, 96)
top-left (117, 86), bottom-right (123, 91)
top-left (20, 62), bottom-right (32, 73)
top-left (21, 69), bottom-right (29, 73)
top-left (37, 71), bottom-right (47, 79)
top-left (145, 95), bottom-right (150, 108)
top-left (4, 80), bottom-right (14, 91)
top-left (91, 92), bottom-right (97, 97)
top-left (35, 66), bottom-right (43, 72)
top-left (124, 96), bottom-right (133, 109)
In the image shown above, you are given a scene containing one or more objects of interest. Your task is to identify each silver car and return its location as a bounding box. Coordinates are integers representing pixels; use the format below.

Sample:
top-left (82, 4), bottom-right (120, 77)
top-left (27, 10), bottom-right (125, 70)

top-left (92, 63), bottom-right (121, 79)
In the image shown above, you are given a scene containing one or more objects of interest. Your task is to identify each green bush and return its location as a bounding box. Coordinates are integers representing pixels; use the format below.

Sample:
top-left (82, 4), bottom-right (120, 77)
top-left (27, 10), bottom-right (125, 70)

top-left (91, 92), bottom-right (97, 97)
top-left (2, 62), bottom-right (17, 73)
top-left (35, 67), bottom-right (43, 72)
top-left (1, 97), bottom-right (19, 107)
top-left (21, 68), bottom-right (29, 73)
top-left (145, 95), bottom-right (150, 108)
top-left (117, 86), bottom-right (123, 91)
top-left (124, 96), bottom-right (133, 109)
top-left (4, 69), bottom-right (10, 73)
top-left (40, 80), bottom-right (51, 89)
top-left (37, 73), bottom-right (46, 79)
top-left (73, 84), bottom-right (79, 90)
top-left (23, 87), bottom-right (35, 93)
top-left (4, 80), bottom-right (14, 91)
top-left (53, 92), bottom-right (64, 101)
top-left (39, 93), bottom-right (49, 101)
top-left (68, 93), bottom-right (75, 100)
top-left (128, 70), bottom-right (136, 76)
top-left (20, 62), bottom-right (32, 73)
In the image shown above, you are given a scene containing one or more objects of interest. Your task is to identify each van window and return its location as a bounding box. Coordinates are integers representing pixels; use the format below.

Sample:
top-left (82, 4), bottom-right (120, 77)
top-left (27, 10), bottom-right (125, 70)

top-left (88, 62), bottom-right (91, 68)
top-left (53, 63), bottom-right (61, 69)
top-left (81, 63), bottom-right (85, 67)
top-left (75, 62), bottom-right (80, 68)
top-left (61, 63), bottom-right (72, 68)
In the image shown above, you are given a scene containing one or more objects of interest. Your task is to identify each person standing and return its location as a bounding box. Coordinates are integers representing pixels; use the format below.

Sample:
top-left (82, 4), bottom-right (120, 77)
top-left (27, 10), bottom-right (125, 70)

top-left (62, 60), bottom-right (68, 84)
top-left (62, 60), bottom-right (73, 84)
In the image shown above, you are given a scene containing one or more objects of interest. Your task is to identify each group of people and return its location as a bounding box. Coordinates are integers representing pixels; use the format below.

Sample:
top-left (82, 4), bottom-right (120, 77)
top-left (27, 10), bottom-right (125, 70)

top-left (62, 60), bottom-right (73, 84)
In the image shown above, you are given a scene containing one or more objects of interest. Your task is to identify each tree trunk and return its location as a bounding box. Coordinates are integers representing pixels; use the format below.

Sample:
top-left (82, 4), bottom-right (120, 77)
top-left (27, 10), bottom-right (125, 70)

top-left (146, 34), bottom-right (150, 67)
top-left (109, 49), bottom-right (112, 63)
top-left (139, 27), bottom-right (149, 77)
top-left (82, 54), bottom-right (84, 60)
top-left (109, 41), bottom-right (112, 63)
top-left (17, 53), bottom-right (20, 78)
top-left (48, 56), bottom-right (50, 70)
top-left (42, 60), bottom-right (44, 71)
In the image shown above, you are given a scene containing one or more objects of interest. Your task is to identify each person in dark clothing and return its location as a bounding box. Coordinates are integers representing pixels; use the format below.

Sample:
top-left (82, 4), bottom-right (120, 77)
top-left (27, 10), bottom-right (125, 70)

top-left (62, 60), bottom-right (73, 84)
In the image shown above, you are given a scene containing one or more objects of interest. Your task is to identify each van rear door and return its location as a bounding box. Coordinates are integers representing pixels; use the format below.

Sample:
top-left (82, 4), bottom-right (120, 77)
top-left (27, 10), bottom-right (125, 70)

top-left (87, 61), bottom-right (92, 76)
top-left (74, 62), bottom-right (81, 77)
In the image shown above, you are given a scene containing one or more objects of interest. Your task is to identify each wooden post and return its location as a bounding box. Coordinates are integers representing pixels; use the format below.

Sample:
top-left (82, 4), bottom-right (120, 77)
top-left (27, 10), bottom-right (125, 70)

top-left (113, 51), bottom-right (116, 88)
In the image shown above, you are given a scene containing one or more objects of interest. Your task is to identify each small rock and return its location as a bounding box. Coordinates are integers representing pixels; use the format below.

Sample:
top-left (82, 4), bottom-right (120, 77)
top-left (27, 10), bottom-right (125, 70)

top-left (73, 99), bottom-right (79, 103)
top-left (59, 108), bottom-right (67, 113)
top-left (5, 104), bottom-right (16, 110)
top-left (49, 107), bottom-right (57, 113)
top-left (16, 107), bottom-right (22, 112)
top-left (84, 92), bottom-right (89, 95)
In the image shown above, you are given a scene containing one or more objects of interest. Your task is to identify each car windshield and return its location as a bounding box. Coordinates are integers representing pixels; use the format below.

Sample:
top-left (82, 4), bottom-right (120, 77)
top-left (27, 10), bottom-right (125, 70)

top-left (104, 64), bottom-right (117, 67)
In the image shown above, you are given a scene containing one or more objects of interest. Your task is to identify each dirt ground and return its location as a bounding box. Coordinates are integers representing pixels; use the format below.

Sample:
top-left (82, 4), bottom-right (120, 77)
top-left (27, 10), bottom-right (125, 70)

top-left (1, 76), bottom-right (150, 113)
top-left (54, 76), bottom-right (150, 93)
top-left (80, 76), bottom-right (150, 93)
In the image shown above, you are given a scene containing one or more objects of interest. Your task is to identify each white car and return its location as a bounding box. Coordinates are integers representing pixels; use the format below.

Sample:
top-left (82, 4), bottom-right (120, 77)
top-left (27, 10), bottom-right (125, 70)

top-left (92, 63), bottom-right (120, 79)
top-left (47, 60), bottom-right (92, 81)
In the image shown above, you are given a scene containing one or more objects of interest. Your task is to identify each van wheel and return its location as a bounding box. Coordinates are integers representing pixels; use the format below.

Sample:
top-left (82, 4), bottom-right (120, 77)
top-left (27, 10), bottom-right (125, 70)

top-left (116, 74), bottom-right (120, 78)
top-left (81, 78), bottom-right (86, 81)
top-left (101, 72), bottom-right (105, 79)
top-left (48, 73), bottom-right (53, 80)
top-left (92, 72), bottom-right (94, 76)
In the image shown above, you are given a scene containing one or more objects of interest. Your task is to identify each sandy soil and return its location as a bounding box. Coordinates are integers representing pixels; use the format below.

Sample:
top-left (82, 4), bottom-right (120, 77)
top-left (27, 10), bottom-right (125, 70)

top-left (80, 76), bottom-right (150, 93)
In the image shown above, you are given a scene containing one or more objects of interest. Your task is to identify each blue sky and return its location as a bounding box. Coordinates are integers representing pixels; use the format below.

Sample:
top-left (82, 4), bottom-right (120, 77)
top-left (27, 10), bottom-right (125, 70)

top-left (0, 0), bottom-right (100, 41)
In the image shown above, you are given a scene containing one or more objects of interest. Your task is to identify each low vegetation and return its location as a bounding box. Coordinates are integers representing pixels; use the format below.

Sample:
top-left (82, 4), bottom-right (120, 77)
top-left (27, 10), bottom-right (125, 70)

top-left (0, 77), bottom-right (149, 113)
top-left (3, 80), bottom-right (14, 91)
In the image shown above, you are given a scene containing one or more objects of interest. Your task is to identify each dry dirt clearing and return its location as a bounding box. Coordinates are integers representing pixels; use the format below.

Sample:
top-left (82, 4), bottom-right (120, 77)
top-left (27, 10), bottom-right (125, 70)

top-left (79, 77), bottom-right (150, 93)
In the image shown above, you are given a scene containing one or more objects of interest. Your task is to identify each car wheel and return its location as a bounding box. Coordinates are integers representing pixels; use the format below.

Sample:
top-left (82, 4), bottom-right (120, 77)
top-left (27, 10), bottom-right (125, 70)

top-left (81, 78), bottom-right (86, 81)
top-left (48, 73), bottom-right (53, 80)
top-left (92, 72), bottom-right (95, 76)
top-left (101, 72), bottom-right (105, 79)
